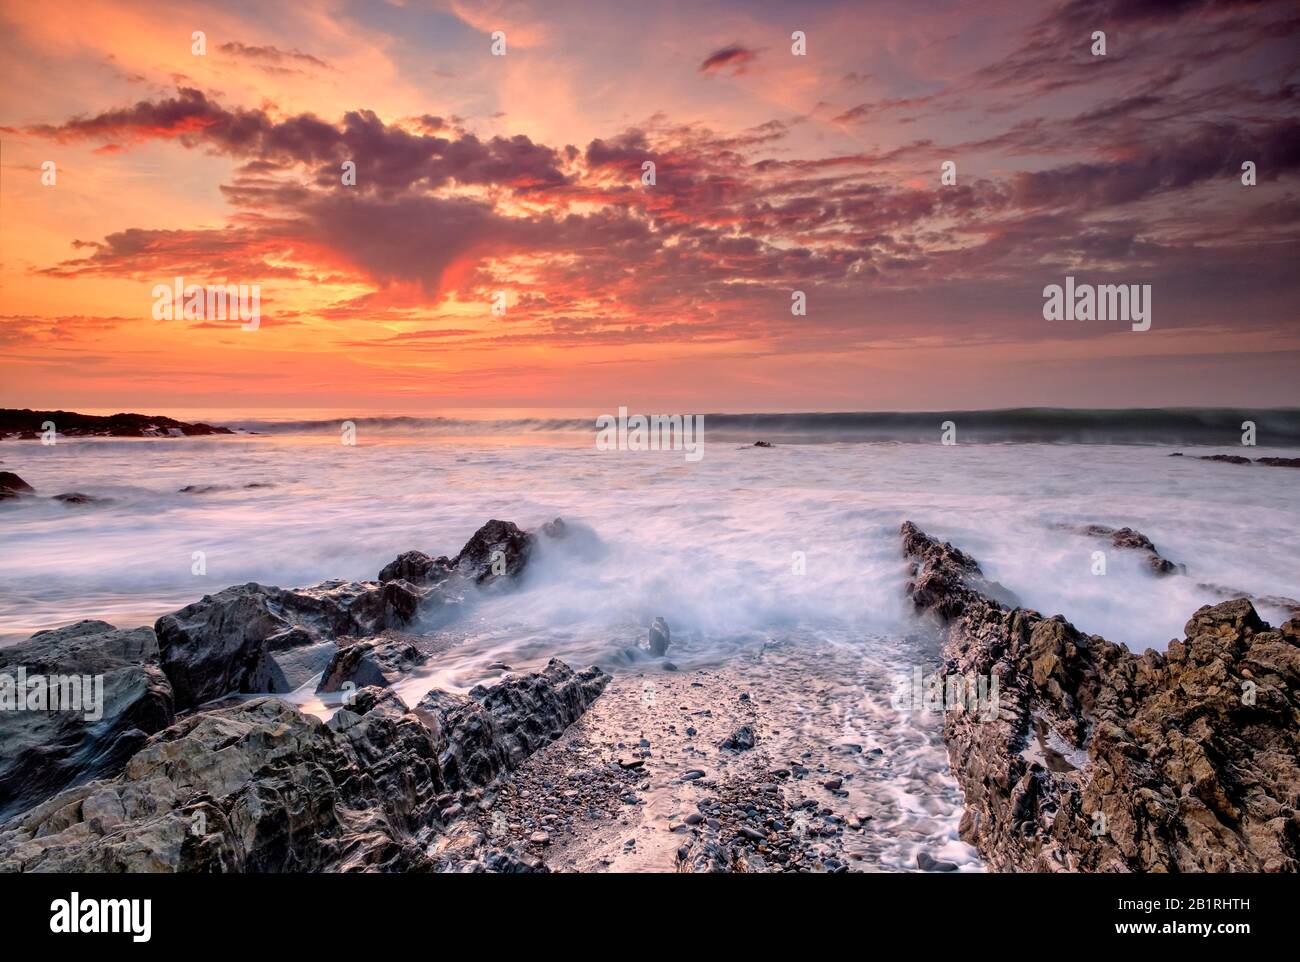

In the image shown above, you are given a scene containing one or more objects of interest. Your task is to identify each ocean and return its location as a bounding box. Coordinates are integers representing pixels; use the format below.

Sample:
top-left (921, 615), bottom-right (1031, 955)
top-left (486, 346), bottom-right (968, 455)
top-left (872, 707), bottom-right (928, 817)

top-left (2, 407), bottom-right (1298, 872)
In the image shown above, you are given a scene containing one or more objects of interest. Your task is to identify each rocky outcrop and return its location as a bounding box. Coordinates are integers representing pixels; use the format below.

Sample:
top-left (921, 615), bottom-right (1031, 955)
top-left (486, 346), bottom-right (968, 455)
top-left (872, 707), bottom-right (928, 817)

top-left (0, 621), bottom-right (174, 822)
top-left (0, 472), bottom-right (34, 500)
top-left (156, 579), bottom-right (422, 710)
top-left (377, 520), bottom-right (534, 589)
top-left (0, 408), bottom-right (233, 440)
top-left (1181, 453), bottom-right (1300, 468)
top-left (901, 520), bottom-right (1299, 873)
top-left (451, 519), bottom-right (533, 585)
top-left (378, 550), bottom-right (452, 586)
top-left (0, 660), bottom-right (608, 872)
top-left (417, 659), bottom-right (610, 792)
top-left (159, 521), bottom-right (541, 712)
top-left (1068, 523), bottom-right (1185, 575)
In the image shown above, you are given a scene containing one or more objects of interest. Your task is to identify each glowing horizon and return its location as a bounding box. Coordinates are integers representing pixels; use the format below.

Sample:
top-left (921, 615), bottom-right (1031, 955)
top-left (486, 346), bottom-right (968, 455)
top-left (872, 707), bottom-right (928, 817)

top-left (2, 0), bottom-right (1298, 412)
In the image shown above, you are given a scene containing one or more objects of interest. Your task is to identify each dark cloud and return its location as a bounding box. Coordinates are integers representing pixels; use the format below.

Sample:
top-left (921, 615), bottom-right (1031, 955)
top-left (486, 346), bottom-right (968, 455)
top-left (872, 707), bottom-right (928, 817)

top-left (217, 41), bottom-right (334, 72)
top-left (700, 45), bottom-right (759, 75)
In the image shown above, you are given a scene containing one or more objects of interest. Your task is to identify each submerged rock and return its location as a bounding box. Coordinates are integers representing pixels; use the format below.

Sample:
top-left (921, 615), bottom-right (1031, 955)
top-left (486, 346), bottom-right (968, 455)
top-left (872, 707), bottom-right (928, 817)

top-left (901, 520), bottom-right (1299, 872)
top-left (648, 617), bottom-right (671, 657)
top-left (1070, 523), bottom-right (1185, 575)
top-left (0, 621), bottom-right (174, 823)
top-left (53, 492), bottom-right (111, 505)
top-left (0, 472), bottom-right (34, 500)
top-left (0, 659), bottom-right (608, 872)
top-left (1256, 457), bottom-right (1300, 468)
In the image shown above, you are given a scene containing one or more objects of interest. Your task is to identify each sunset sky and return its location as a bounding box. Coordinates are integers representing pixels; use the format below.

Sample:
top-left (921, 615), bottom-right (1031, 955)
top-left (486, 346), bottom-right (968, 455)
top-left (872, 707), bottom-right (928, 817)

top-left (1, 0), bottom-right (1298, 412)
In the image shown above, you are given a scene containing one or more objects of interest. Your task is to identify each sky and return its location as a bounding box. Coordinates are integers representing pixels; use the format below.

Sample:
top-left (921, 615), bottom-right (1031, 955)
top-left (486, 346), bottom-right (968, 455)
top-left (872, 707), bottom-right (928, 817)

top-left (1, 0), bottom-right (1298, 413)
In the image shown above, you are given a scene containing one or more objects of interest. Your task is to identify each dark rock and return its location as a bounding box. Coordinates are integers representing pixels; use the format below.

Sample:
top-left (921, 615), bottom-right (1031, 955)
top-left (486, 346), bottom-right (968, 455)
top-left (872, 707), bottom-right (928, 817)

top-left (917, 851), bottom-right (959, 872)
top-left (0, 472), bottom-right (35, 500)
top-left (1199, 454), bottom-right (1252, 464)
top-left (318, 637), bottom-right (425, 692)
top-left (453, 519), bottom-right (533, 585)
top-left (1256, 457), bottom-right (1300, 468)
top-left (52, 492), bottom-right (107, 505)
top-left (416, 658), bottom-right (610, 792)
top-left (648, 616), bottom-right (671, 657)
top-left (378, 519), bottom-right (533, 590)
top-left (377, 550), bottom-right (452, 586)
top-left (0, 659), bottom-right (608, 872)
top-left (719, 725), bottom-right (756, 752)
top-left (752, 441), bottom-right (774, 448)
top-left (0, 408), bottom-right (233, 440)
top-left (1070, 523), bottom-right (1185, 575)
top-left (0, 621), bottom-right (174, 823)
top-left (901, 520), bottom-right (1300, 873)
top-left (156, 579), bottom-right (421, 710)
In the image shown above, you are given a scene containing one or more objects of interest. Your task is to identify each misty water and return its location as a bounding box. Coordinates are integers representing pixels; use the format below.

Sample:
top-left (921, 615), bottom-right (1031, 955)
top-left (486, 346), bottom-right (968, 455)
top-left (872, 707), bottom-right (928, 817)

top-left (3, 421), bottom-right (1297, 872)
top-left (3, 425), bottom-right (1297, 651)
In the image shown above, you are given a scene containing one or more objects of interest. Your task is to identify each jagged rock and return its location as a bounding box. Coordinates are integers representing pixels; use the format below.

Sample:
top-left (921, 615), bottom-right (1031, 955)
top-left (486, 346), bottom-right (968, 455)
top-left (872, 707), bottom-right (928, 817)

top-left (378, 519), bottom-right (533, 590)
top-left (318, 636), bottom-right (426, 692)
top-left (0, 660), bottom-right (608, 872)
top-left (378, 550), bottom-right (452, 586)
top-left (1070, 523), bottom-right (1185, 575)
top-left (156, 580), bottom-right (421, 711)
top-left (0, 621), bottom-right (174, 822)
top-left (540, 517), bottom-right (567, 538)
top-left (416, 658), bottom-right (610, 792)
top-left (901, 520), bottom-right (1300, 873)
top-left (0, 472), bottom-right (34, 500)
top-left (1257, 457), bottom-right (1300, 468)
top-left (648, 617), bottom-right (671, 656)
top-left (1200, 454), bottom-right (1252, 464)
top-left (719, 725), bottom-right (756, 751)
top-left (1196, 584), bottom-right (1300, 619)
top-left (0, 408), bottom-right (232, 439)
top-left (452, 519), bottom-right (533, 585)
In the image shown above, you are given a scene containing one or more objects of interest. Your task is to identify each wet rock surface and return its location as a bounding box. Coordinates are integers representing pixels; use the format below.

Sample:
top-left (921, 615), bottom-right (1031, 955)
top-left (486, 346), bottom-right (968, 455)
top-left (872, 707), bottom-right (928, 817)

top-left (0, 659), bottom-right (606, 872)
top-left (901, 520), bottom-right (1300, 872)
top-left (1064, 523), bottom-right (1185, 575)
top-left (0, 621), bottom-right (175, 823)
top-left (156, 579), bottom-right (423, 710)
top-left (0, 471), bottom-right (35, 500)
